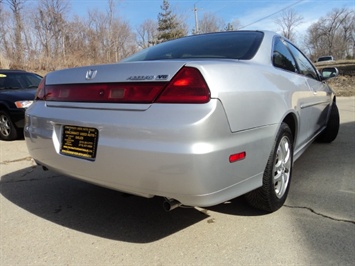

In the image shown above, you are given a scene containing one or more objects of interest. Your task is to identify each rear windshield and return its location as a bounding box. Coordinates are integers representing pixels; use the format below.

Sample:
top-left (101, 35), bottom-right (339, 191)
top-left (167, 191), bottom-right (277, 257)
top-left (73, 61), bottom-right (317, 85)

top-left (123, 31), bottom-right (264, 62)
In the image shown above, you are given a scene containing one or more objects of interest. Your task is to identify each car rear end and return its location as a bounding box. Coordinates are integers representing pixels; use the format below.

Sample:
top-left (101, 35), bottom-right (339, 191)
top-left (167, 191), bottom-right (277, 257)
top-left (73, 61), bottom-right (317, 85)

top-left (25, 60), bottom-right (275, 207)
top-left (25, 31), bottom-right (279, 207)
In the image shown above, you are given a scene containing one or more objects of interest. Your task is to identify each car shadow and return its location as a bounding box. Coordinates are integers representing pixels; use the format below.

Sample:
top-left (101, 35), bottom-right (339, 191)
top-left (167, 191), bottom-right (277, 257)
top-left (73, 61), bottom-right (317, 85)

top-left (1, 164), bottom-right (267, 243)
top-left (1, 166), bottom-right (212, 243)
top-left (205, 197), bottom-right (267, 216)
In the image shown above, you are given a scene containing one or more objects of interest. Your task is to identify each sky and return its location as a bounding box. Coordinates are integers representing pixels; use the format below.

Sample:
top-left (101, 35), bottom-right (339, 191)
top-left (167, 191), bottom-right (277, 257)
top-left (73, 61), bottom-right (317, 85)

top-left (70, 0), bottom-right (353, 38)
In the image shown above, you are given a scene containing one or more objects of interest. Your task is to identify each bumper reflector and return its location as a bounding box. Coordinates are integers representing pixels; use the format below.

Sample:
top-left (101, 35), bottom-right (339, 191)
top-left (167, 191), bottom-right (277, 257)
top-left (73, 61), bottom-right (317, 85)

top-left (229, 152), bottom-right (246, 163)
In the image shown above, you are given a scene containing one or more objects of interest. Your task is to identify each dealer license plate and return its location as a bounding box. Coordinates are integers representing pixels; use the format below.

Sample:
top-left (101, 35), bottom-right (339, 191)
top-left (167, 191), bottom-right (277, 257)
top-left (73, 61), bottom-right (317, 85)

top-left (60, 125), bottom-right (99, 160)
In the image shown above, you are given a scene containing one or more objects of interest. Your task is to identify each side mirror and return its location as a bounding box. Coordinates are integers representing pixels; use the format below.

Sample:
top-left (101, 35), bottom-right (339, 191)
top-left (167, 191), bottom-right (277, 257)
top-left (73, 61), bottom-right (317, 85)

top-left (321, 67), bottom-right (339, 80)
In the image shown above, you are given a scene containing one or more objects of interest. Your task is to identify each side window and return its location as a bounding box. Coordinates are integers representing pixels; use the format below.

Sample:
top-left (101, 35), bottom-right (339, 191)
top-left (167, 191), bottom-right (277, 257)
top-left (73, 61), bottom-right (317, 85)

top-left (286, 42), bottom-right (318, 80)
top-left (272, 38), bottom-right (297, 73)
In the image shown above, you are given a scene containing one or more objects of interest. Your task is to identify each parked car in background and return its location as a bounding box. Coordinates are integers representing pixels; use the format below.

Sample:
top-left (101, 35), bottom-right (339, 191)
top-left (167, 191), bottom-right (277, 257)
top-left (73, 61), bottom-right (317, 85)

top-left (0, 70), bottom-right (42, 140)
top-left (25, 31), bottom-right (339, 212)
top-left (316, 56), bottom-right (334, 63)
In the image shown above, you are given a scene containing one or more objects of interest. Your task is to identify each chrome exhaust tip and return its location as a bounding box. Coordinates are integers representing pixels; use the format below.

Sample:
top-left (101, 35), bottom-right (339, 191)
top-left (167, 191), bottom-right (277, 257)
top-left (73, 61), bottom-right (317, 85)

top-left (163, 198), bottom-right (182, 212)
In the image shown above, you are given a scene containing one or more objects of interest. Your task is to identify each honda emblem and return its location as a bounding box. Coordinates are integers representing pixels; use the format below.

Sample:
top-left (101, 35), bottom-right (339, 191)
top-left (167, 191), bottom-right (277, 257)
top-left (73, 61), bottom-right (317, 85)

top-left (86, 69), bottom-right (97, 80)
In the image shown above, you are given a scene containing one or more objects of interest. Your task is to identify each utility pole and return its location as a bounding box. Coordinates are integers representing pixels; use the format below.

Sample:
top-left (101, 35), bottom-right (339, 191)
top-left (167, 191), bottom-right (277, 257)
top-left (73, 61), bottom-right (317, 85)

top-left (194, 4), bottom-right (199, 34)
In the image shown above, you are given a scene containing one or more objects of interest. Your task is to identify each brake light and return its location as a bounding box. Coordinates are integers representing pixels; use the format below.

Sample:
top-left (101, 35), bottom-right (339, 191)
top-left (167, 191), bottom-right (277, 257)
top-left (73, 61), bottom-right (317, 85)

top-left (41, 82), bottom-right (166, 103)
top-left (156, 67), bottom-right (210, 103)
top-left (37, 67), bottom-right (210, 104)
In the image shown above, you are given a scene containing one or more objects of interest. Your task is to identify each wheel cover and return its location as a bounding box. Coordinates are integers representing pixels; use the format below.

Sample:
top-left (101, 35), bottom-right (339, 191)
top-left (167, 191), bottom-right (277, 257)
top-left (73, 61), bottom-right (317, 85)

top-left (273, 136), bottom-right (291, 199)
top-left (0, 114), bottom-right (11, 137)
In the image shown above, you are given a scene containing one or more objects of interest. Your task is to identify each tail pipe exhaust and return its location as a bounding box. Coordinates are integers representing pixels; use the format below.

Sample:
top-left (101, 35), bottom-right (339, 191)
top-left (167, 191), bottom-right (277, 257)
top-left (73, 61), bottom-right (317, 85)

top-left (163, 198), bottom-right (182, 212)
top-left (34, 160), bottom-right (48, 171)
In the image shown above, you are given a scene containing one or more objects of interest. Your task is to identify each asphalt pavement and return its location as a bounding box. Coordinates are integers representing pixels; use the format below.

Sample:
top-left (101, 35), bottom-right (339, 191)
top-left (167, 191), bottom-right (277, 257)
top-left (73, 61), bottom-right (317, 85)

top-left (1, 97), bottom-right (354, 265)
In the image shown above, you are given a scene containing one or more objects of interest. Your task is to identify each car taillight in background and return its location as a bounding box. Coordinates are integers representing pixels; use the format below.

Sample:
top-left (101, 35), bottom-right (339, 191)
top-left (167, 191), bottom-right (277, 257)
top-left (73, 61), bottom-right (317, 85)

top-left (35, 67), bottom-right (210, 104)
top-left (35, 76), bottom-right (46, 100)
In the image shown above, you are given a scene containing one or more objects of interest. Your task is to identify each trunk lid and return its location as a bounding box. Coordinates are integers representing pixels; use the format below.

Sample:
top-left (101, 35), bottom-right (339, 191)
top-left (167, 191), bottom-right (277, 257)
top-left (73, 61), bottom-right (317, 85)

top-left (45, 61), bottom-right (186, 85)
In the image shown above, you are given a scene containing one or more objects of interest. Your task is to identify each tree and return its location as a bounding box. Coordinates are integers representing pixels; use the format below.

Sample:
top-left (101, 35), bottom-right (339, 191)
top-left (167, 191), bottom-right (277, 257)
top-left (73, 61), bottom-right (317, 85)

top-left (84, 0), bottom-right (135, 64)
top-left (157, 0), bottom-right (186, 42)
top-left (224, 23), bottom-right (233, 31)
top-left (197, 12), bottom-right (224, 34)
top-left (136, 19), bottom-right (158, 48)
top-left (111, 18), bottom-right (136, 61)
top-left (0, 0), bottom-right (138, 69)
top-left (6, 0), bottom-right (27, 67)
top-left (224, 19), bottom-right (241, 32)
top-left (305, 8), bottom-right (354, 60)
top-left (0, 1), bottom-right (6, 52)
top-left (33, 0), bottom-right (70, 69)
top-left (60, 16), bottom-right (88, 66)
top-left (274, 9), bottom-right (303, 42)
top-left (0, 0), bottom-right (9, 68)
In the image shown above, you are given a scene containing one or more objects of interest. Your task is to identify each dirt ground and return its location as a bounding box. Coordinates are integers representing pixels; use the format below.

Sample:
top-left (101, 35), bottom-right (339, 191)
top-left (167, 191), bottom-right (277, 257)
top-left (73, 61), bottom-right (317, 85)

top-left (315, 60), bottom-right (355, 97)
top-left (328, 75), bottom-right (355, 97)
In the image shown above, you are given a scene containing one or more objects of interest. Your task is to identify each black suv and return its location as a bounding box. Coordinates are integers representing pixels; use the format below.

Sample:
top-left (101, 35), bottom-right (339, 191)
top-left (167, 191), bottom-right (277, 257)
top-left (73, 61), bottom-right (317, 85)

top-left (0, 70), bottom-right (42, 140)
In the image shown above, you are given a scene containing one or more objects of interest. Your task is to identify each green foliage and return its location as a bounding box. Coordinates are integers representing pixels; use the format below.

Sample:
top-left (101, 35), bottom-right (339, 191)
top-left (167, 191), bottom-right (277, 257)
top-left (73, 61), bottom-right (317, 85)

top-left (157, 0), bottom-right (185, 43)
top-left (224, 23), bottom-right (234, 31)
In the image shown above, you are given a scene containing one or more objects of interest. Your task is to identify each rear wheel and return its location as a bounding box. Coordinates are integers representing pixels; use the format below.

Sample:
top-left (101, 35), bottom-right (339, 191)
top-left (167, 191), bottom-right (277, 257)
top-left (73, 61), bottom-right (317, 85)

top-left (245, 123), bottom-right (293, 213)
top-left (317, 103), bottom-right (339, 143)
top-left (0, 111), bottom-right (18, 140)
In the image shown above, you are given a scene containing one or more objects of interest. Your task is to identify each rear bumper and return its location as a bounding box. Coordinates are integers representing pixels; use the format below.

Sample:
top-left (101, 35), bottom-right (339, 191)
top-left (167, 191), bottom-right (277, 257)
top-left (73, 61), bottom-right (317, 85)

top-left (25, 100), bottom-right (276, 207)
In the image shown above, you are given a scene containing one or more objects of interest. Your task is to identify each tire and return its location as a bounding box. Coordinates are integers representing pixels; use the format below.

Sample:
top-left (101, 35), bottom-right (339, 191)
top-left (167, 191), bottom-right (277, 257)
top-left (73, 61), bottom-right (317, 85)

top-left (317, 103), bottom-right (339, 143)
top-left (245, 123), bottom-right (293, 213)
top-left (0, 110), bottom-right (18, 141)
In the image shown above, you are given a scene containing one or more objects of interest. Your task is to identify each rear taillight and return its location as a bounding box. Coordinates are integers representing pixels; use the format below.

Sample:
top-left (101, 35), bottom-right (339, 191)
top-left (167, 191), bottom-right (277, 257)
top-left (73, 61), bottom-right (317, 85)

top-left (39, 67), bottom-right (210, 104)
top-left (42, 82), bottom-right (166, 103)
top-left (156, 67), bottom-right (210, 103)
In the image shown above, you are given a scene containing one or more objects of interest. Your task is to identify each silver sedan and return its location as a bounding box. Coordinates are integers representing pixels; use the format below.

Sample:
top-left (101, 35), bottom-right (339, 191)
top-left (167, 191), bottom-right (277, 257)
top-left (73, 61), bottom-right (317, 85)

top-left (24, 30), bottom-right (339, 212)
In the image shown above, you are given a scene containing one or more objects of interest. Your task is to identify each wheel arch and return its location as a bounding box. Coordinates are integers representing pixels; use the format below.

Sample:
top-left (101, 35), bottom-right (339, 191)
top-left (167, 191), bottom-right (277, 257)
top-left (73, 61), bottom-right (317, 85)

top-left (332, 95), bottom-right (337, 104)
top-left (0, 102), bottom-right (8, 111)
top-left (282, 112), bottom-right (297, 145)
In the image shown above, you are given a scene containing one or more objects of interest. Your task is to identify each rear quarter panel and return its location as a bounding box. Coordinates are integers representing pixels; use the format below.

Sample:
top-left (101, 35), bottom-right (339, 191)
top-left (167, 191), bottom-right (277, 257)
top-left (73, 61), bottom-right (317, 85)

top-left (186, 61), bottom-right (304, 132)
